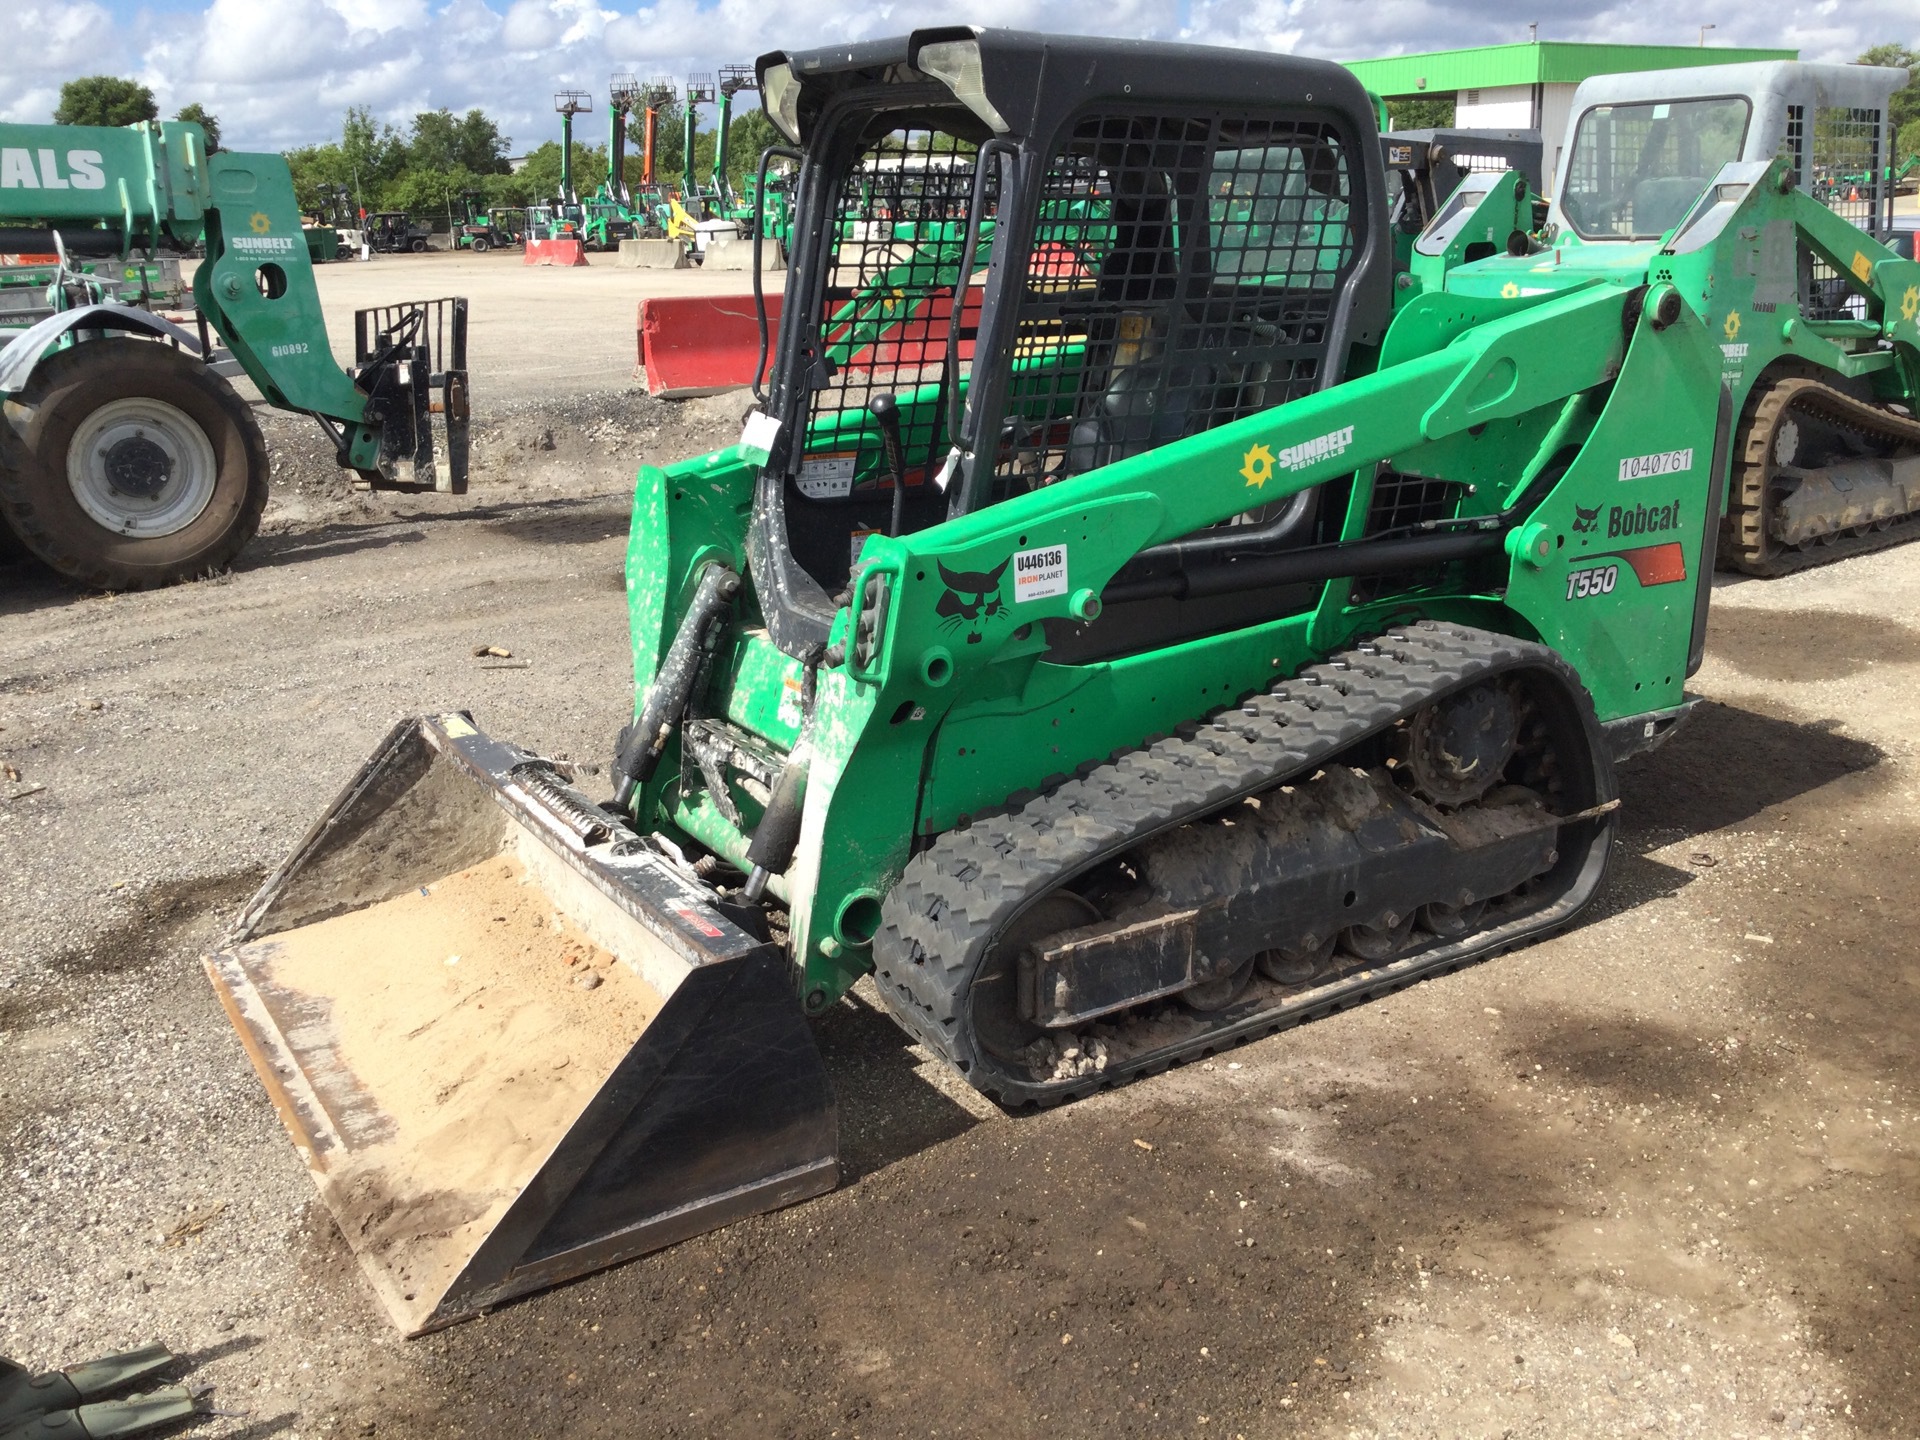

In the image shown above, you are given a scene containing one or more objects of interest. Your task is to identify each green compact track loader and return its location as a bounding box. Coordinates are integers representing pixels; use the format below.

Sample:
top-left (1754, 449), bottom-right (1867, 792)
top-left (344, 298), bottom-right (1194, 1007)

top-left (209, 30), bottom-right (1920, 1334)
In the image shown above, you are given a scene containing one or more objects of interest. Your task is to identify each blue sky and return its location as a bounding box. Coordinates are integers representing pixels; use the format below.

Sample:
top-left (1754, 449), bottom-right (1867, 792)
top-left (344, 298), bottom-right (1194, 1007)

top-left (9, 0), bottom-right (1914, 151)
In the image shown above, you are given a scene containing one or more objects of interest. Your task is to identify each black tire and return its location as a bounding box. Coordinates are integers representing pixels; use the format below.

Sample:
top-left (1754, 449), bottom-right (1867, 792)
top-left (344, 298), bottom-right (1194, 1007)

top-left (471, 236), bottom-right (490, 254)
top-left (0, 338), bottom-right (268, 590)
top-left (410, 237), bottom-right (429, 253)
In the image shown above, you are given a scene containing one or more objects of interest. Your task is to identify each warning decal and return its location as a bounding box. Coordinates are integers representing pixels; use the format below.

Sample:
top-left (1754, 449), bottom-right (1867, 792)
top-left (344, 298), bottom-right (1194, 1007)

top-left (797, 453), bottom-right (856, 499)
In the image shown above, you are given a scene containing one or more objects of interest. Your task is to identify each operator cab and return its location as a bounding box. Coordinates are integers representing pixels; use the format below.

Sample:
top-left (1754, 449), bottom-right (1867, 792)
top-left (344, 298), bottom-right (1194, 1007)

top-left (1547, 61), bottom-right (1909, 247)
top-left (747, 28), bottom-right (1394, 657)
top-left (1555, 95), bottom-right (1751, 241)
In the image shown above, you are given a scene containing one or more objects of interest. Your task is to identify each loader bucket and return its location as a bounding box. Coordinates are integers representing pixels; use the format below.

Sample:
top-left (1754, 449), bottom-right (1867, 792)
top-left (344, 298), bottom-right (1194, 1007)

top-left (204, 714), bottom-right (837, 1335)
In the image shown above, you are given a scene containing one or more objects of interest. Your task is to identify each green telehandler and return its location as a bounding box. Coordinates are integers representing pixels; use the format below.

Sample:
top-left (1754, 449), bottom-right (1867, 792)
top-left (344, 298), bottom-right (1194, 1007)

top-left (207, 31), bottom-right (1920, 1335)
top-left (0, 118), bottom-right (469, 589)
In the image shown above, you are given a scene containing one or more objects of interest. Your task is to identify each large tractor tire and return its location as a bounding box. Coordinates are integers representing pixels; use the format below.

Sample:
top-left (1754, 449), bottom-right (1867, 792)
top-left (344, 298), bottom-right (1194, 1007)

top-left (0, 338), bottom-right (268, 591)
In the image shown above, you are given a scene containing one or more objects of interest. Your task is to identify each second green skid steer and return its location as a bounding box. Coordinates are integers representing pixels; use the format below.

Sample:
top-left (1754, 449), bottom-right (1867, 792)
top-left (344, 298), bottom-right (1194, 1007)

top-left (208, 29), bottom-right (1920, 1333)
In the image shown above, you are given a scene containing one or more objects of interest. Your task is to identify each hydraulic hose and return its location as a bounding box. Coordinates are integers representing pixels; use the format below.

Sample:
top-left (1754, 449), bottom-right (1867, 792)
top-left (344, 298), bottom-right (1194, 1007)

top-left (612, 562), bottom-right (740, 809)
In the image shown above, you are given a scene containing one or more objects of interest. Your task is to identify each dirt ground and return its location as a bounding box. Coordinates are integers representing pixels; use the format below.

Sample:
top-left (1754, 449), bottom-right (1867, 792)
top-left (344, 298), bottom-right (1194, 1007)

top-left (3, 249), bottom-right (1918, 1440)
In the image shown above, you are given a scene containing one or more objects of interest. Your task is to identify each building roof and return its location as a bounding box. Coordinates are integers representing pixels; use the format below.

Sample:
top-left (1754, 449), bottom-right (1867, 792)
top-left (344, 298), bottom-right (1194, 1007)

top-left (1345, 42), bottom-right (1799, 99)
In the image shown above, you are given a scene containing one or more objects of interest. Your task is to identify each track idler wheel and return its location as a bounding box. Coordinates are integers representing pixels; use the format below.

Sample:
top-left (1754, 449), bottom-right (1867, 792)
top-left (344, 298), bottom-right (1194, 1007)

top-left (1180, 955), bottom-right (1257, 1012)
top-left (1420, 898), bottom-right (1487, 940)
top-left (1405, 682), bottom-right (1519, 807)
top-left (1256, 933), bottom-right (1336, 986)
top-left (1343, 911), bottom-right (1416, 962)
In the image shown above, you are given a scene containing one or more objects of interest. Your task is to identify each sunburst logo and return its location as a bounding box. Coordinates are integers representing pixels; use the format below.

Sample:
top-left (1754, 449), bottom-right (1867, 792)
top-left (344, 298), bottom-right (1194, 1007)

top-left (1500, 281), bottom-right (1520, 299)
top-left (1723, 311), bottom-right (1741, 341)
top-left (1902, 285), bottom-right (1919, 325)
top-left (1240, 443), bottom-right (1275, 489)
top-left (249, 211), bottom-right (272, 234)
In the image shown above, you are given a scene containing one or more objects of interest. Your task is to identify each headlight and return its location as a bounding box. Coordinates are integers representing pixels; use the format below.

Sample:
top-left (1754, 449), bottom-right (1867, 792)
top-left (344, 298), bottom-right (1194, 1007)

top-left (762, 62), bottom-right (804, 145)
top-left (915, 38), bottom-right (1009, 135)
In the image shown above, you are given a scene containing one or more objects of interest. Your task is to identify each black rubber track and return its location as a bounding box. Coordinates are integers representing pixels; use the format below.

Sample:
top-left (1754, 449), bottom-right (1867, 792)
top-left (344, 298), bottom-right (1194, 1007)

top-left (873, 620), bottom-right (1618, 1107)
top-left (1723, 372), bottom-right (1920, 577)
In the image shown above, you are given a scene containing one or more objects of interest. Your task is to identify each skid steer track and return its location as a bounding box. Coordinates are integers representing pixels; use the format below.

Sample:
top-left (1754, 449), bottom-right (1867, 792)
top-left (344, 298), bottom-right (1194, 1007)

top-left (1724, 375), bottom-right (1920, 576)
top-left (874, 622), bottom-right (1619, 1107)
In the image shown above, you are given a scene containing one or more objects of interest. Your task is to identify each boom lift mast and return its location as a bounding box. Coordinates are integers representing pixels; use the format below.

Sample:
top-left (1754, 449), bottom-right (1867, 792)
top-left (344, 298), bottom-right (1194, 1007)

top-left (712, 65), bottom-right (758, 211)
top-left (553, 90), bottom-right (591, 205)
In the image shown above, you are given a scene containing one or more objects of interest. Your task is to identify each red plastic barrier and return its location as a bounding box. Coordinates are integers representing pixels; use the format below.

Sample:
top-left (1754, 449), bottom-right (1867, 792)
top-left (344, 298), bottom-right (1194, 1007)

top-left (524, 238), bottom-right (587, 267)
top-left (639, 292), bottom-right (783, 398)
top-left (833, 285), bottom-right (983, 370)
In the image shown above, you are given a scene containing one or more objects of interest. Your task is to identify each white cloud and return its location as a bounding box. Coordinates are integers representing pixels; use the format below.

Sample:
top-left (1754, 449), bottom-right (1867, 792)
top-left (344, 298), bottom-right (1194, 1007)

top-left (501, 0), bottom-right (566, 52)
top-left (0, 3), bottom-right (122, 123)
top-left (4, 0), bottom-right (1910, 147)
top-left (325, 0), bottom-right (432, 33)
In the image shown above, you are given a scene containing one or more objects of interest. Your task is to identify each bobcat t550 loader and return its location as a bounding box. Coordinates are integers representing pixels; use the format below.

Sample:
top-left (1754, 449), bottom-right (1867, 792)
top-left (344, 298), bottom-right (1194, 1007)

top-left (206, 31), bottom-right (1920, 1333)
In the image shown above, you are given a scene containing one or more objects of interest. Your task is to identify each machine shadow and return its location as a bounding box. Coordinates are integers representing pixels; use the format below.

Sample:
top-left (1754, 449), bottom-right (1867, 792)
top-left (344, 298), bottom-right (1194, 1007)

top-left (237, 526), bottom-right (426, 570)
top-left (0, 555), bottom-right (85, 617)
top-left (811, 987), bottom-right (986, 1182)
top-left (1582, 698), bottom-right (1884, 918)
top-left (235, 494), bottom-right (630, 573)
top-left (1615, 697), bottom-right (1883, 843)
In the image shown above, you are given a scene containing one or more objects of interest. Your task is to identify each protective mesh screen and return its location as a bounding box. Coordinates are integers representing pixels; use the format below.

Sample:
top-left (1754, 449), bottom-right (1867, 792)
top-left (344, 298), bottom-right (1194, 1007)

top-left (1784, 103), bottom-right (1889, 319)
top-left (1364, 472), bottom-right (1466, 536)
top-left (1810, 105), bottom-right (1885, 230)
top-left (983, 111), bottom-right (1356, 505)
top-left (1449, 151), bottom-right (1516, 175)
top-left (795, 127), bottom-right (991, 500)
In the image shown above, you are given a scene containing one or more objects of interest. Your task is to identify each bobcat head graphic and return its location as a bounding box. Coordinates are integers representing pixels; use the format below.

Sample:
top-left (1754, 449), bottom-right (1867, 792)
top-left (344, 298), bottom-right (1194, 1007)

top-left (935, 559), bottom-right (1010, 644)
top-left (1572, 503), bottom-right (1601, 534)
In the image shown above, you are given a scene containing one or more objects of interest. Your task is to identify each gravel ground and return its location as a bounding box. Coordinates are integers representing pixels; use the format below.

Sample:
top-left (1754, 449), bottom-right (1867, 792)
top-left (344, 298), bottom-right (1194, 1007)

top-left (2, 260), bottom-right (1917, 1439)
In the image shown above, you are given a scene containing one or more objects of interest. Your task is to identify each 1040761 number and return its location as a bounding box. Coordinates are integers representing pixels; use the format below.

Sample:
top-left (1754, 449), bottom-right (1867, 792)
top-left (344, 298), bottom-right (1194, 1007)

top-left (1565, 564), bottom-right (1619, 600)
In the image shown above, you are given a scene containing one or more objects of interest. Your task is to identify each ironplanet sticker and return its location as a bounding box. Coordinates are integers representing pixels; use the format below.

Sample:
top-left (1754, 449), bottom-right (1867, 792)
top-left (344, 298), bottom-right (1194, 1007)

top-left (1012, 543), bottom-right (1068, 601)
top-left (1618, 448), bottom-right (1692, 482)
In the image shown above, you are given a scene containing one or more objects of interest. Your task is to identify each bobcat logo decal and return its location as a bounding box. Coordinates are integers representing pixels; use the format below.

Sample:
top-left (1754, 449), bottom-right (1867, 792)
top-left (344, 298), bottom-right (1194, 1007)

top-left (935, 559), bottom-right (1009, 644)
top-left (1572, 503), bottom-right (1601, 535)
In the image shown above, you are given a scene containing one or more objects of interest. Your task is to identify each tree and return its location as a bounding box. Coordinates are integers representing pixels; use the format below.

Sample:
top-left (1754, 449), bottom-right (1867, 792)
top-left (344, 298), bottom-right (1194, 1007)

top-left (407, 108), bottom-right (511, 176)
top-left (509, 140), bottom-right (608, 204)
top-left (175, 102), bottom-right (221, 152)
top-left (1385, 96), bottom-right (1455, 131)
top-left (1858, 43), bottom-right (1919, 137)
top-left (54, 76), bottom-right (158, 128)
top-left (725, 109), bottom-right (783, 193)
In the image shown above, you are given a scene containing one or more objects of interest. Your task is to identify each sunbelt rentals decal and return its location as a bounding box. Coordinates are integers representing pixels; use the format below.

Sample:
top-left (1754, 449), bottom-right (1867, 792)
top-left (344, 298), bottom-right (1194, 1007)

top-left (0, 148), bottom-right (107, 190)
top-left (1241, 425), bottom-right (1355, 488)
top-left (231, 210), bottom-right (297, 255)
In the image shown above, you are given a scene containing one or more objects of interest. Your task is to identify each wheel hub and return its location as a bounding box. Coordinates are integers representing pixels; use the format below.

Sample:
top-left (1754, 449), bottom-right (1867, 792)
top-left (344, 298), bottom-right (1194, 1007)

top-left (1405, 683), bottom-right (1519, 807)
top-left (101, 434), bottom-right (174, 500)
top-left (1772, 415), bottom-right (1801, 468)
top-left (65, 396), bottom-right (219, 538)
